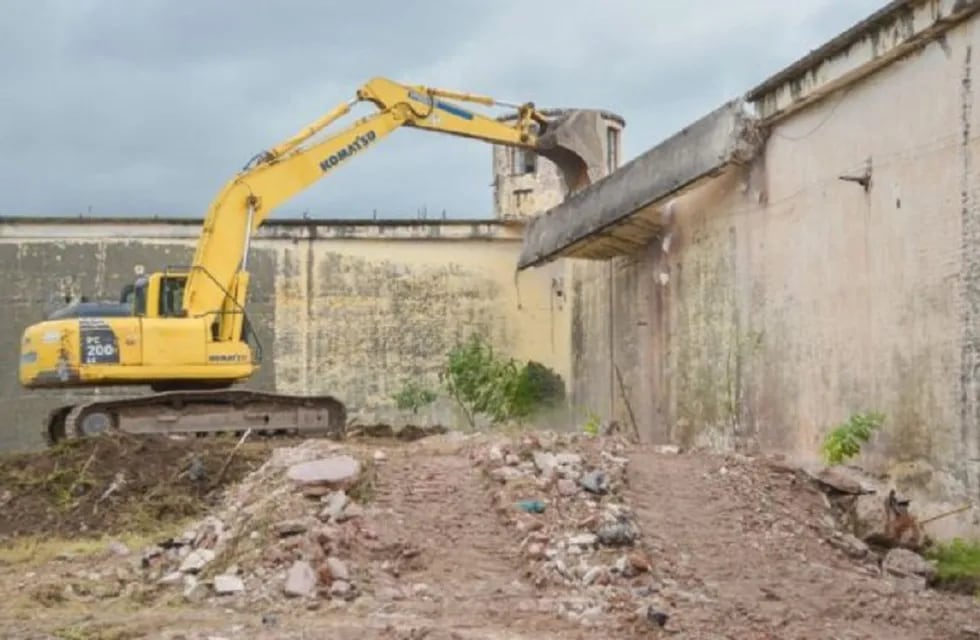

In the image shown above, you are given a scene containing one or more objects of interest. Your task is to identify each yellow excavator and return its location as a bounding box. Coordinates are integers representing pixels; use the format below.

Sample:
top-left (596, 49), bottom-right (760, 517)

top-left (18, 77), bottom-right (603, 444)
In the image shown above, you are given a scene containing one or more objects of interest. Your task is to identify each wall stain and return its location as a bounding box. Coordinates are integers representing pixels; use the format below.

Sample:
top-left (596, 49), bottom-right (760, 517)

top-left (883, 349), bottom-right (940, 464)
top-left (959, 43), bottom-right (980, 496)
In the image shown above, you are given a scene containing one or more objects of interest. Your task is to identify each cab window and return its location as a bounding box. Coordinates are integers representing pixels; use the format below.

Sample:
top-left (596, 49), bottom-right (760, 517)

top-left (131, 277), bottom-right (148, 316)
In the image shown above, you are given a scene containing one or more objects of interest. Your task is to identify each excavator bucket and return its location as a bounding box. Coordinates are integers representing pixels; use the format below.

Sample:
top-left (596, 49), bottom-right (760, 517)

top-left (535, 110), bottom-right (610, 195)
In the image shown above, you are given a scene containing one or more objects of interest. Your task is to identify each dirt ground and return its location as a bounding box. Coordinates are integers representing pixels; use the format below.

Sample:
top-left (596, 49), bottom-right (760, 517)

top-left (0, 431), bottom-right (978, 640)
top-left (0, 432), bottom-right (282, 539)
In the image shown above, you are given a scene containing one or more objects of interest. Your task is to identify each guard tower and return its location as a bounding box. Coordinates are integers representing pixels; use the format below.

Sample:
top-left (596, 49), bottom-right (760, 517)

top-left (491, 108), bottom-right (626, 220)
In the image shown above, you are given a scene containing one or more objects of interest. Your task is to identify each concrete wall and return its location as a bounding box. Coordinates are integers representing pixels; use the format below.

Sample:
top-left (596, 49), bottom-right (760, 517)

top-left (567, 14), bottom-right (980, 531)
top-left (0, 219), bottom-right (568, 452)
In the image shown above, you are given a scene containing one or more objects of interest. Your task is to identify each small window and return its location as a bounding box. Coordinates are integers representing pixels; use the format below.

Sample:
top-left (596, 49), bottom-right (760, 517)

top-left (606, 126), bottom-right (620, 173)
top-left (512, 148), bottom-right (537, 175)
top-left (513, 188), bottom-right (533, 210)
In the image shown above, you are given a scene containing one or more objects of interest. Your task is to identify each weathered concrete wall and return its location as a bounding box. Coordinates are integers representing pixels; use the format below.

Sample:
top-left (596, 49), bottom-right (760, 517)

top-left (0, 219), bottom-right (568, 452)
top-left (564, 11), bottom-right (980, 533)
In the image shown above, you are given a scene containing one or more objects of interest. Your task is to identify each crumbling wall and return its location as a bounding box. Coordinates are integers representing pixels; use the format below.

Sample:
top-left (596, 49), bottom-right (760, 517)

top-left (492, 110), bottom-right (624, 220)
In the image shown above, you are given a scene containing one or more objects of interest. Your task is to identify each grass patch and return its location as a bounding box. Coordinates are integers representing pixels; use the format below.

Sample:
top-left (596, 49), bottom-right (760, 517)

top-left (925, 538), bottom-right (980, 596)
top-left (0, 524), bottom-right (191, 567)
top-left (53, 622), bottom-right (141, 640)
top-left (348, 458), bottom-right (378, 503)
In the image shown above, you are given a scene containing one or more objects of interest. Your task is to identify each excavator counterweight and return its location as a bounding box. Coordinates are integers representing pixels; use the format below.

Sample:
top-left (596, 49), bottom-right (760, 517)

top-left (18, 76), bottom-right (606, 444)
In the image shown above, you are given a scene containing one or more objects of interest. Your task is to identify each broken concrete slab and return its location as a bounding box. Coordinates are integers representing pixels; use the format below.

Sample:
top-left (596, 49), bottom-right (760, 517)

top-left (283, 560), bottom-right (317, 598)
top-left (517, 99), bottom-right (764, 270)
top-left (213, 573), bottom-right (246, 595)
top-left (287, 455), bottom-right (362, 494)
top-left (178, 548), bottom-right (215, 574)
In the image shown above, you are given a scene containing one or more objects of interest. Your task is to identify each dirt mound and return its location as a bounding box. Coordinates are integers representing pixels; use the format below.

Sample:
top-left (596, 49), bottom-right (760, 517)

top-left (0, 432), bottom-right (276, 539)
top-left (622, 449), bottom-right (980, 639)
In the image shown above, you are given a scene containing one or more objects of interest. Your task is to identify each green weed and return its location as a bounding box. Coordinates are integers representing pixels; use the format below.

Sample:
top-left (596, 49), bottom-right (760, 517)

top-left (820, 411), bottom-right (886, 465)
top-left (925, 538), bottom-right (980, 596)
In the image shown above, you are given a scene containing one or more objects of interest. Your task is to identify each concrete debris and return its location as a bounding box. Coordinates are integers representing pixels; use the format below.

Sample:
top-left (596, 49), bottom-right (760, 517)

top-left (533, 452), bottom-right (557, 475)
top-left (490, 466), bottom-right (525, 483)
top-left (337, 501), bottom-right (364, 522)
top-left (827, 531), bottom-right (871, 560)
top-left (283, 560), bottom-right (317, 598)
top-left (569, 533), bottom-right (598, 548)
top-left (157, 571), bottom-right (182, 586)
top-left (324, 556), bottom-right (350, 582)
top-left (330, 579), bottom-right (353, 598)
top-left (472, 430), bottom-right (656, 629)
top-left (213, 574), bottom-right (245, 595)
top-left (178, 549), bottom-right (215, 574)
top-left (596, 519), bottom-right (638, 547)
top-left (117, 442), bottom-right (374, 608)
top-left (555, 453), bottom-right (583, 467)
top-left (796, 462), bottom-right (932, 555)
top-left (318, 491), bottom-right (349, 522)
top-left (882, 548), bottom-right (937, 582)
top-left (579, 470), bottom-right (609, 495)
top-left (183, 575), bottom-right (209, 602)
top-left (813, 466), bottom-right (873, 495)
top-left (557, 478), bottom-right (579, 496)
top-left (286, 455), bottom-right (362, 495)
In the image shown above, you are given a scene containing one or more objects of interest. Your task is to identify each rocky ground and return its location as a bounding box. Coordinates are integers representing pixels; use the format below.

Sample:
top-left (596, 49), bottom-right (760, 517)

top-left (0, 429), bottom-right (978, 639)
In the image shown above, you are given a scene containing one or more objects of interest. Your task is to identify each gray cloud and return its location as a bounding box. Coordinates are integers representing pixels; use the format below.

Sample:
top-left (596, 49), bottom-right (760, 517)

top-left (0, 0), bottom-right (885, 220)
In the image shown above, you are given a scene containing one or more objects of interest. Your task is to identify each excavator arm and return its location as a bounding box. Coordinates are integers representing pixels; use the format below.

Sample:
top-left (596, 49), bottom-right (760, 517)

top-left (183, 77), bottom-right (566, 332)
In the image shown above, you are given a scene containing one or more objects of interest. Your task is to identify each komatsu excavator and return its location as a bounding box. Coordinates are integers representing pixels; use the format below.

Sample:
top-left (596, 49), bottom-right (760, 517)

top-left (18, 77), bottom-right (602, 444)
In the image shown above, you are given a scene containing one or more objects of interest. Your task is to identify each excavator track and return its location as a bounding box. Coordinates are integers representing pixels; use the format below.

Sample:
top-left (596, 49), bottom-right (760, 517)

top-left (43, 389), bottom-right (347, 445)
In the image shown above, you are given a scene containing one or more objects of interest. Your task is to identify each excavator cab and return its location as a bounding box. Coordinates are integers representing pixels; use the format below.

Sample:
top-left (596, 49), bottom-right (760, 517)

top-left (19, 268), bottom-right (256, 391)
top-left (124, 271), bottom-right (188, 319)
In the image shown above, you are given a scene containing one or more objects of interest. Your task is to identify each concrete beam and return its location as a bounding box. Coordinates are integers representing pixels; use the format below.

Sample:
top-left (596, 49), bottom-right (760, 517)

top-left (516, 99), bottom-right (763, 270)
top-left (747, 0), bottom-right (980, 122)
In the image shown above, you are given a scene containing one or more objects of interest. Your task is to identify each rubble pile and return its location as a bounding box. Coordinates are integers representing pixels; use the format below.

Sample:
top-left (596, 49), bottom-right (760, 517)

top-left (9, 430), bottom-right (980, 638)
top-left (471, 432), bottom-right (668, 628)
top-left (770, 456), bottom-right (970, 594)
top-left (136, 441), bottom-right (373, 606)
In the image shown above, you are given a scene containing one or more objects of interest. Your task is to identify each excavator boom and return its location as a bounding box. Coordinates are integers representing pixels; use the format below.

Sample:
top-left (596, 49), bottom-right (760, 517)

top-left (18, 76), bottom-right (605, 444)
top-left (182, 77), bottom-right (586, 326)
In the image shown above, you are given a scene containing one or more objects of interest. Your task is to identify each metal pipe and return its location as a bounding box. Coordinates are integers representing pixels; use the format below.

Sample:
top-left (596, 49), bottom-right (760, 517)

top-left (242, 201), bottom-right (255, 270)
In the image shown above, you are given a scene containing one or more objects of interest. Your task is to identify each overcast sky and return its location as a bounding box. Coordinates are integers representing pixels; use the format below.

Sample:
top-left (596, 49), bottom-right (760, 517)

top-left (2, 0), bottom-right (886, 220)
